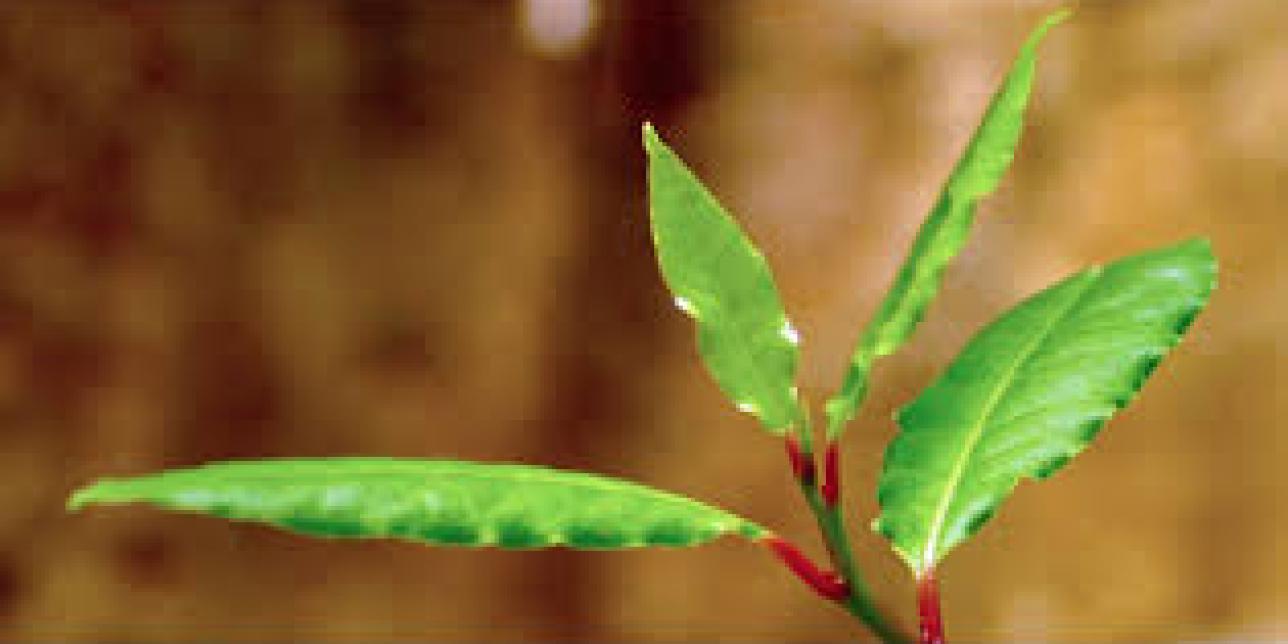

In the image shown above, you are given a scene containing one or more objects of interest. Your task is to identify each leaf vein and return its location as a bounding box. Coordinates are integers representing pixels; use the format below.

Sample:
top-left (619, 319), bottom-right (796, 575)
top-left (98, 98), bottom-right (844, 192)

top-left (920, 267), bottom-right (1102, 571)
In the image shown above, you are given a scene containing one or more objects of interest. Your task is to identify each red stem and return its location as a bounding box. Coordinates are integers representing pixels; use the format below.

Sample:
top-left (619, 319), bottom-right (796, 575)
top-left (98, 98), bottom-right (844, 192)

top-left (761, 535), bottom-right (848, 602)
top-left (821, 441), bottom-right (840, 507)
top-left (917, 571), bottom-right (945, 644)
top-left (784, 436), bottom-right (816, 487)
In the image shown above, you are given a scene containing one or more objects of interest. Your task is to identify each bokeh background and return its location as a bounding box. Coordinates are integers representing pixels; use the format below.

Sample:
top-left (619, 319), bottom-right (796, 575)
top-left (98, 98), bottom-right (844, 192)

top-left (0, 0), bottom-right (1283, 641)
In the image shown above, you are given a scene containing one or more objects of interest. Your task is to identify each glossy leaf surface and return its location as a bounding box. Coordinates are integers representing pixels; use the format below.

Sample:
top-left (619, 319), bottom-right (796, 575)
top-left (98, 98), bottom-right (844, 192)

top-left (825, 9), bottom-right (1070, 438)
top-left (644, 123), bottom-right (802, 434)
top-left (69, 458), bottom-right (766, 549)
top-left (874, 239), bottom-right (1216, 573)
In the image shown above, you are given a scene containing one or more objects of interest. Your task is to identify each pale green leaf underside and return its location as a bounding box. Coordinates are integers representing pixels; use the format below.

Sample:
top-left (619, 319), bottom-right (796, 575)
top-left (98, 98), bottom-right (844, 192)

top-left (874, 239), bottom-right (1216, 573)
top-left (825, 9), bottom-right (1071, 439)
top-left (644, 123), bottom-right (802, 434)
top-left (68, 458), bottom-right (766, 549)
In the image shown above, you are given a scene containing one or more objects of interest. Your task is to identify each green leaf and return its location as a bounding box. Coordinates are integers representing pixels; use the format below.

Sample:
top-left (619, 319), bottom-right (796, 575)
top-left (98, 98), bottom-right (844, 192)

top-left (873, 239), bottom-right (1216, 574)
top-left (824, 9), bottom-right (1071, 439)
top-left (644, 123), bottom-right (802, 434)
top-left (68, 458), bottom-right (767, 549)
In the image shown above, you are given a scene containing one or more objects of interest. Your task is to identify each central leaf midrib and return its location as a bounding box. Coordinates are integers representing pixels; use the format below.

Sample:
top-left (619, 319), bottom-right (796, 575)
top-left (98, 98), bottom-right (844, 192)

top-left (920, 267), bottom-right (1102, 571)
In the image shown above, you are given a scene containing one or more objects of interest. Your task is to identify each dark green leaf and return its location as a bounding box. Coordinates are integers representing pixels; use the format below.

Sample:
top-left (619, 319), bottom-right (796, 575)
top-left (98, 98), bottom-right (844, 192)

top-left (69, 458), bottom-right (766, 549)
top-left (874, 239), bottom-right (1216, 574)
top-left (644, 123), bottom-right (803, 434)
top-left (825, 9), bottom-right (1071, 438)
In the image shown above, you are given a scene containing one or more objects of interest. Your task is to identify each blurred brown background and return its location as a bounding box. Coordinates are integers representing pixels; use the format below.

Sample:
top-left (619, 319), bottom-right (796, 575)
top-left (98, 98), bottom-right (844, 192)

top-left (0, 0), bottom-right (1282, 641)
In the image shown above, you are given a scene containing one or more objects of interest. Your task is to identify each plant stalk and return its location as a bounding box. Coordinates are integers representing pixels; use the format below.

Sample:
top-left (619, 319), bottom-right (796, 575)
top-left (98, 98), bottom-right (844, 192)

top-left (803, 479), bottom-right (904, 643)
top-left (916, 571), bottom-right (944, 644)
top-left (761, 535), bottom-right (848, 601)
top-left (787, 436), bottom-right (906, 643)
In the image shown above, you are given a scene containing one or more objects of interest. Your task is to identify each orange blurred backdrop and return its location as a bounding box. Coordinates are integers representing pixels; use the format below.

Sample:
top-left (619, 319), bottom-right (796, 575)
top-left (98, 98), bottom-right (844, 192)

top-left (0, 0), bottom-right (1283, 641)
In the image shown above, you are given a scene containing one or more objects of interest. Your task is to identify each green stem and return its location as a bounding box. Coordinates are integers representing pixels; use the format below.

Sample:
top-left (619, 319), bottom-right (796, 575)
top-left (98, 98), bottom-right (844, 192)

top-left (800, 478), bottom-right (905, 643)
top-left (786, 422), bottom-right (907, 643)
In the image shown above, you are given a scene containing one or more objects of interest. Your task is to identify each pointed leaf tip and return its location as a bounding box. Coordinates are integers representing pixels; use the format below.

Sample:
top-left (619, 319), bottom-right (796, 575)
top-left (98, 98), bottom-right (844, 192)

top-left (1041, 7), bottom-right (1074, 30)
top-left (66, 478), bottom-right (133, 512)
top-left (642, 121), bottom-right (657, 146)
top-left (66, 487), bottom-right (92, 512)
